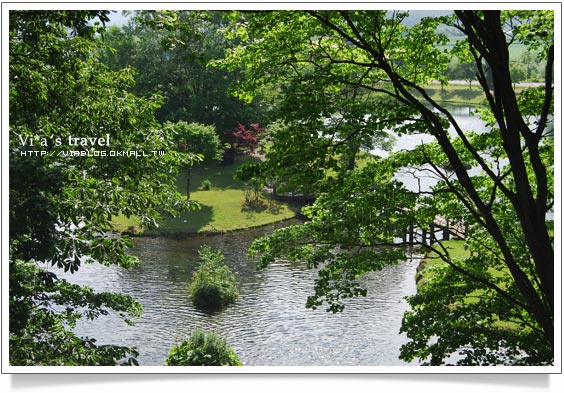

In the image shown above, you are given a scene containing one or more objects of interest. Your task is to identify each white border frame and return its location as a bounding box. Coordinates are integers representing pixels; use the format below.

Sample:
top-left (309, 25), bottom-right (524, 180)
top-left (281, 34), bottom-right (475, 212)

top-left (1, 0), bottom-right (561, 376)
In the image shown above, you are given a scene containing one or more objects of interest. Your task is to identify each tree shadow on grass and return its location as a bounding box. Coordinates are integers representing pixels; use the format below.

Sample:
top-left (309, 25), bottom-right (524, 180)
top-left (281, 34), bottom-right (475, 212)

top-left (426, 85), bottom-right (485, 104)
top-left (441, 88), bottom-right (484, 101)
top-left (193, 167), bottom-right (240, 190)
top-left (148, 204), bottom-right (214, 236)
top-left (189, 156), bottom-right (263, 192)
top-left (181, 204), bottom-right (215, 232)
top-left (241, 193), bottom-right (285, 219)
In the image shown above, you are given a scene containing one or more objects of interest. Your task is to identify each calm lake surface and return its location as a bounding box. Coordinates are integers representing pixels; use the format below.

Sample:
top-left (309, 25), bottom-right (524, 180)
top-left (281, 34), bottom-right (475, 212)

top-left (66, 221), bottom-right (421, 366)
top-left (371, 105), bottom-right (488, 192)
top-left (63, 106), bottom-right (483, 367)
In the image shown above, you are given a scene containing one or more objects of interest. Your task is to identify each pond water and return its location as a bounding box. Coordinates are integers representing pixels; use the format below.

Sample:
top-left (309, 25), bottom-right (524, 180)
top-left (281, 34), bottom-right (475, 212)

top-left (65, 221), bottom-right (421, 366)
top-left (371, 105), bottom-right (488, 192)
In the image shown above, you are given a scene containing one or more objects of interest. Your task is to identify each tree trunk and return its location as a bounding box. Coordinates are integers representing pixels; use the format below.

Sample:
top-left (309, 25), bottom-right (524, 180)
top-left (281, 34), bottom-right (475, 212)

top-left (456, 10), bottom-right (554, 347)
top-left (186, 167), bottom-right (191, 200)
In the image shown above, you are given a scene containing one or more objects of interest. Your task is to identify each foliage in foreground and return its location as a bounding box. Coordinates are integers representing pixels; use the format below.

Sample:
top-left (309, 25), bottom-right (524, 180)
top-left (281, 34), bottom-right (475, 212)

top-left (9, 11), bottom-right (194, 365)
top-left (401, 249), bottom-right (553, 366)
top-left (223, 10), bottom-right (554, 365)
top-left (164, 329), bottom-right (242, 366)
top-left (188, 246), bottom-right (239, 310)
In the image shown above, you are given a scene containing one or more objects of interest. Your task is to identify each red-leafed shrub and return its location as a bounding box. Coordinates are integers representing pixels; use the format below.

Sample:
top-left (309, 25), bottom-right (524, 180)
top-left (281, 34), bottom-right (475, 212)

top-left (231, 123), bottom-right (263, 154)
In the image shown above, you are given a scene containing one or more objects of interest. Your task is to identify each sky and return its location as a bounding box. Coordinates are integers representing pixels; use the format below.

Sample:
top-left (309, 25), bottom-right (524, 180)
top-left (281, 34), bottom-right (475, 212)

top-left (107, 10), bottom-right (130, 26)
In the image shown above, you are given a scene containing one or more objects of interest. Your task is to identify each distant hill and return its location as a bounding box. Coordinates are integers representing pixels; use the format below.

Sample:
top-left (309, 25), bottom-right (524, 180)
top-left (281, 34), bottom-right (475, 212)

top-left (399, 10), bottom-right (464, 38)
top-left (400, 10), bottom-right (453, 26)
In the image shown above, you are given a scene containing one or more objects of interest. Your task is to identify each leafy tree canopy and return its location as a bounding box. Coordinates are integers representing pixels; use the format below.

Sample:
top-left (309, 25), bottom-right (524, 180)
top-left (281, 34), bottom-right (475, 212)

top-left (220, 10), bottom-right (555, 365)
top-left (165, 121), bottom-right (224, 199)
top-left (9, 10), bottom-right (195, 365)
top-left (99, 11), bottom-right (263, 138)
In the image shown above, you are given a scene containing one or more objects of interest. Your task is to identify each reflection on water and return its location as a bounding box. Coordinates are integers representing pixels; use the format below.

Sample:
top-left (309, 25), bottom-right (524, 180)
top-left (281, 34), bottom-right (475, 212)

top-left (63, 222), bottom-right (420, 366)
top-left (371, 105), bottom-right (488, 192)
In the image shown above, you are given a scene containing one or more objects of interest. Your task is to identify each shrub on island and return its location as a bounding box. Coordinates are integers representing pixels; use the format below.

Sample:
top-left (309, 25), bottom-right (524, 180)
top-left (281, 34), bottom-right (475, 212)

top-left (188, 245), bottom-right (239, 310)
top-left (164, 329), bottom-right (242, 366)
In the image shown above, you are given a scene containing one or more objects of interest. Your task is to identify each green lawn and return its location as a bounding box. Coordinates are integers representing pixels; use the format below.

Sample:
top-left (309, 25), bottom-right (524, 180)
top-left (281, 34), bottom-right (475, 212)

top-left (416, 240), bottom-right (517, 327)
top-left (415, 239), bottom-right (468, 289)
top-left (415, 239), bottom-right (532, 332)
top-left (416, 239), bottom-right (510, 289)
top-left (439, 42), bottom-right (531, 60)
top-left (424, 83), bottom-right (489, 106)
top-left (423, 80), bottom-right (531, 107)
top-left (112, 157), bottom-right (297, 235)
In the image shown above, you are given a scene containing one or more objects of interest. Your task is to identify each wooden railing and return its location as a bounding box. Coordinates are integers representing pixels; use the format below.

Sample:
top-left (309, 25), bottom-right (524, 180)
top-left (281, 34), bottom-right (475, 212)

top-left (403, 216), bottom-right (467, 245)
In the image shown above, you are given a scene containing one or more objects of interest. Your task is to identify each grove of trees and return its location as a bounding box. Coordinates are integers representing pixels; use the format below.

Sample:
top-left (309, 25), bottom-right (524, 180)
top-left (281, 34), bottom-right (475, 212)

top-left (100, 11), bottom-right (264, 162)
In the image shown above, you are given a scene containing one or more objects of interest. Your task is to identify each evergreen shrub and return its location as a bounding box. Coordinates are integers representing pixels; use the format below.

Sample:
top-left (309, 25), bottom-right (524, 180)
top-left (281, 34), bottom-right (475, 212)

top-left (164, 329), bottom-right (242, 366)
top-left (188, 246), bottom-right (239, 310)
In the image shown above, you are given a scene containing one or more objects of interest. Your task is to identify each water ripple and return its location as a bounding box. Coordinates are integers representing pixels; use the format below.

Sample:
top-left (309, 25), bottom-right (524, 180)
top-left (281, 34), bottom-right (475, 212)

top-left (66, 223), bottom-right (419, 367)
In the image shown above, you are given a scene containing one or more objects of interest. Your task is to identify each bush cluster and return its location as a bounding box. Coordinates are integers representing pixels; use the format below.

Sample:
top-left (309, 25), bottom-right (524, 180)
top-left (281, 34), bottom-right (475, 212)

top-left (188, 246), bottom-right (239, 310)
top-left (201, 179), bottom-right (212, 190)
top-left (164, 329), bottom-right (242, 366)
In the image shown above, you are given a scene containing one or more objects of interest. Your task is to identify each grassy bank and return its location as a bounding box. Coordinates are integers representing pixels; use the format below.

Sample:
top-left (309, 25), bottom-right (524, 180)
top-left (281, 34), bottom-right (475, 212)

top-left (416, 239), bottom-right (512, 291)
top-left (112, 157), bottom-right (297, 235)
top-left (423, 81), bottom-right (531, 107)
top-left (424, 83), bottom-right (488, 106)
top-left (415, 239), bottom-right (518, 330)
top-left (415, 239), bottom-right (468, 289)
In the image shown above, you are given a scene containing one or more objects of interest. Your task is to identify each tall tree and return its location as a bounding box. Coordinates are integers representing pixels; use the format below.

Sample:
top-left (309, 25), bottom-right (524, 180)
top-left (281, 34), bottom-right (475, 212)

top-left (166, 121), bottom-right (224, 199)
top-left (221, 10), bottom-right (554, 365)
top-left (9, 10), bottom-right (194, 365)
top-left (100, 11), bottom-right (263, 147)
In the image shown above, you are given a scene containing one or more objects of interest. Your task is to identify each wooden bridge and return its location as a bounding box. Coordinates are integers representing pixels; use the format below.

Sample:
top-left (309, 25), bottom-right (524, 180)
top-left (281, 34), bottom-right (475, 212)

top-left (403, 216), bottom-right (467, 246)
top-left (266, 185), bottom-right (466, 246)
